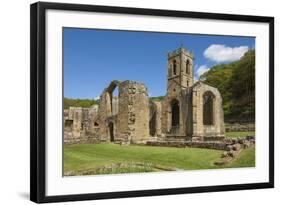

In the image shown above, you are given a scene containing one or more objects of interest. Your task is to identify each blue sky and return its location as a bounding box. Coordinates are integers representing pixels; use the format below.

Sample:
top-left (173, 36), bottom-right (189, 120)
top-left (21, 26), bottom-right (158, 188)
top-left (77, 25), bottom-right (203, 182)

top-left (63, 28), bottom-right (255, 99)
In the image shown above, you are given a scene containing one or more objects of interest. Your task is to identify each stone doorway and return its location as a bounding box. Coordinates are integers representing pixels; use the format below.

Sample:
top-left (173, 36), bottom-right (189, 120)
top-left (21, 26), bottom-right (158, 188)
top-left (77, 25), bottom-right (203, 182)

top-left (108, 122), bottom-right (114, 142)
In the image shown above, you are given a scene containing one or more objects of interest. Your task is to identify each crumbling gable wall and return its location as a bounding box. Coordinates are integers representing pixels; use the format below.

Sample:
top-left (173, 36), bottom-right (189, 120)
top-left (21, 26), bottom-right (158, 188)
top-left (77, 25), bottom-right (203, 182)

top-left (191, 82), bottom-right (225, 141)
top-left (116, 81), bottom-right (149, 143)
top-left (160, 81), bottom-right (225, 141)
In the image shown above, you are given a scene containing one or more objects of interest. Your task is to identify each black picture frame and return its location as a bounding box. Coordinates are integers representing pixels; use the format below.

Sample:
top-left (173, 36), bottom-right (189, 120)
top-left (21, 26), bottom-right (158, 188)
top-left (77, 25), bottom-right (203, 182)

top-left (30, 1), bottom-right (274, 203)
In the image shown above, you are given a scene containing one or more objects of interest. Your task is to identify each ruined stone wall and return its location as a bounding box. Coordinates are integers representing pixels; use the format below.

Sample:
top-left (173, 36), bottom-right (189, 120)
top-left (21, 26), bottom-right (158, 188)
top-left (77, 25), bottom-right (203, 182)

top-left (116, 81), bottom-right (149, 143)
top-left (84, 105), bottom-right (100, 143)
top-left (98, 89), bottom-right (113, 142)
top-left (95, 80), bottom-right (149, 144)
top-left (64, 106), bottom-right (100, 144)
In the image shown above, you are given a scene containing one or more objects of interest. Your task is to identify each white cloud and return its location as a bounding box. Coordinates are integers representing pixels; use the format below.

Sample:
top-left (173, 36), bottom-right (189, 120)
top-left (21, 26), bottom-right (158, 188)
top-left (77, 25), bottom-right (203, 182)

top-left (94, 96), bottom-right (100, 100)
top-left (204, 44), bottom-right (249, 63)
top-left (196, 65), bottom-right (210, 77)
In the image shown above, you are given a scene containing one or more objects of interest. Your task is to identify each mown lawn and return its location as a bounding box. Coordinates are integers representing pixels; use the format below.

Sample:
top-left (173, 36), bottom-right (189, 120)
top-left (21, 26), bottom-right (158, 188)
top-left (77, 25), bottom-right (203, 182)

top-left (225, 131), bottom-right (255, 138)
top-left (64, 143), bottom-right (255, 176)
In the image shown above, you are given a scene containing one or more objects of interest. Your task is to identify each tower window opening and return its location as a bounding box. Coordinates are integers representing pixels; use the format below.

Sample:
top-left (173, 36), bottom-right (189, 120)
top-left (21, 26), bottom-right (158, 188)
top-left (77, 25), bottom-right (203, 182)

top-left (186, 60), bottom-right (190, 74)
top-left (173, 60), bottom-right (177, 75)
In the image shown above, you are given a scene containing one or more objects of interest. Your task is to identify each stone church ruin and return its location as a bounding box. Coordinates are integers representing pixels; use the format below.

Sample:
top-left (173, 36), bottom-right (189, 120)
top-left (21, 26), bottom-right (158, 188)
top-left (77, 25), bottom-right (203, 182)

top-left (64, 47), bottom-right (227, 148)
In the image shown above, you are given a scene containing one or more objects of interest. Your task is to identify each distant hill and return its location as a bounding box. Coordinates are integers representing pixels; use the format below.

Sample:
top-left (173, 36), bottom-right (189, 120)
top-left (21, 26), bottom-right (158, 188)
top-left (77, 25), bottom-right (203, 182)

top-left (149, 96), bottom-right (165, 101)
top-left (64, 98), bottom-right (99, 109)
top-left (200, 49), bottom-right (255, 122)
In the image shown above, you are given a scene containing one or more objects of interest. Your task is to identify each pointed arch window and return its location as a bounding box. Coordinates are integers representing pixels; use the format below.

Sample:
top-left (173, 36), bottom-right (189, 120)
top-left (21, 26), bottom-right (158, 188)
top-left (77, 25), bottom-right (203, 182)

top-left (203, 91), bottom-right (215, 125)
top-left (171, 99), bottom-right (180, 127)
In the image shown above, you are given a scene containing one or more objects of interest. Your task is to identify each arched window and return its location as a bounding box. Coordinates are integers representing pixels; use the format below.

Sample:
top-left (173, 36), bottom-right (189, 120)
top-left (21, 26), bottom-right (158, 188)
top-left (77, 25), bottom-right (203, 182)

top-left (171, 99), bottom-right (180, 127)
top-left (203, 91), bottom-right (215, 125)
top-left (186, 60), bottom-right (190, 74)
top-left (173, 60), bottom-right (177, 75)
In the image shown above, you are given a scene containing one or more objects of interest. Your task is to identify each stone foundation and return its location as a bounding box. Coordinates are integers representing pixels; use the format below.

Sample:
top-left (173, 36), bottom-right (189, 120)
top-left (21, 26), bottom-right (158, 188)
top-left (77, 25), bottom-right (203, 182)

top-left (146, 137), bottom-right (255, 151)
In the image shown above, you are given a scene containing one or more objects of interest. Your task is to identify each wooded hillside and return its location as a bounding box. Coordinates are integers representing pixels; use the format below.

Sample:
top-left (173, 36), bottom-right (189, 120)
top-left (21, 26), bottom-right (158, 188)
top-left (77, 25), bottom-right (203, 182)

top-left (200, 49), bottom-right (255, 122)
top-left (64, 98), bottom-right (99, 109)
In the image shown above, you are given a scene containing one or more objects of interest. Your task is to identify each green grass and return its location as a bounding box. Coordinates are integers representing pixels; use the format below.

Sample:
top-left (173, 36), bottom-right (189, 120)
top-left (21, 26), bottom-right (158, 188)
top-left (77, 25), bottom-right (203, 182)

top-left (224, 146), bottom-right (255, 168)
top-left (225, 131), bottom-right (255, 138)
top-left (64, 144), bottom-right (255, 176)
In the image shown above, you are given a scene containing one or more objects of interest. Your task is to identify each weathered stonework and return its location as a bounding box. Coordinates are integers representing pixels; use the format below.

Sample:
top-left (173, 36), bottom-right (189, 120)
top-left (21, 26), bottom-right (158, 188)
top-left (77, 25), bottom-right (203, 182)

top-left (64, 105), bottom-right (100, 144)
top-left (64, 46), bottom-right (226, 146)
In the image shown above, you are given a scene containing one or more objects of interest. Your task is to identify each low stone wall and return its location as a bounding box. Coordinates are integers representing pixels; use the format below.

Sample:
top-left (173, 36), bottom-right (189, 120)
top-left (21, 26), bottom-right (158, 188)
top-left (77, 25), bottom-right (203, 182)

top-left (225, 123), bottom-right (255, 132)
top-left (146, 136), bottom-right (255, 151)
top-left (64, 131), bottom-right (101, 145)
top-left (64, 137), bottom-right (101, 145)
top-left (203, 136), bottom-right (225, 141)
top-left (146, 140), bottom-right (227, 150)
top-left (164, 135), bottom-right (191, 142)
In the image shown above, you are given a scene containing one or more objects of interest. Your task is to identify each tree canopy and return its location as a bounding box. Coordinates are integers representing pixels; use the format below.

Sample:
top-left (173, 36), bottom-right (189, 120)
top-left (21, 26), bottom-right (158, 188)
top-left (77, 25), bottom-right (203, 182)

top-left (200, 49), bottom-right (255, 122)
top-left (64, 98), bottom-right (99, 109)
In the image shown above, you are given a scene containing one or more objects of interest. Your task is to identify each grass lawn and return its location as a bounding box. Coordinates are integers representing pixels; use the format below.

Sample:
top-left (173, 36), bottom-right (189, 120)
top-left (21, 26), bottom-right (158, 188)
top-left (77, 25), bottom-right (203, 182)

top-left (225, 146), bottom-right (255, 168)
top-left (64, 143), bottom-right (255, 176)
top-left (225, 131), bottom-right (255, 138)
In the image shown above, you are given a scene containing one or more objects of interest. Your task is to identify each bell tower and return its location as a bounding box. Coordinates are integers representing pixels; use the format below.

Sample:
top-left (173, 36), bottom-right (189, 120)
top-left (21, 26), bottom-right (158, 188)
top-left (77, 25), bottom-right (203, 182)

top-left (167, 47), bottom-right (194, 96)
